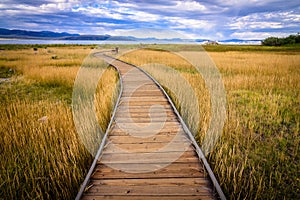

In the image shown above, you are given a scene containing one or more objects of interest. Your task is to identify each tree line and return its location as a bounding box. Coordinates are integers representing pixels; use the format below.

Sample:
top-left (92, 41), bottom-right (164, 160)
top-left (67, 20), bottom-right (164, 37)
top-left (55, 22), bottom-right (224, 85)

top-left (262, 33), bottom-right (300, 46)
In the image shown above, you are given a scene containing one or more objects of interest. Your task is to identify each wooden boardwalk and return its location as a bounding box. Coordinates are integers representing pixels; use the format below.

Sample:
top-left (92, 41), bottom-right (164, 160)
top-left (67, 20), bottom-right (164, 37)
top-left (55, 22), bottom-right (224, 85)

top-left (76, 53), bottom-right (225, 200)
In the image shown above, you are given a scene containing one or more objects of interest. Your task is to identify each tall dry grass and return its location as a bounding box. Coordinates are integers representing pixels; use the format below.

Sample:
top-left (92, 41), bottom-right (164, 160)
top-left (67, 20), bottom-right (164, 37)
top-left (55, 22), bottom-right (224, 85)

top-left (0, 46), bottom-right (119, 199)
top-left (208, 51), bottom-right (300, 199)
top-left (0, 46), bottom-right (87, 87)
top-left (119, 47), bottom-right (300, 199)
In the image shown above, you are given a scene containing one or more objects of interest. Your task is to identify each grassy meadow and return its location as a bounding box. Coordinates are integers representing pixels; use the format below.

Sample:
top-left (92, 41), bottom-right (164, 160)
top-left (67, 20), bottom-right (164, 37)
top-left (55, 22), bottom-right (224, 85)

top-left (118, 45), bottom-right (300, 199)
top-left (0, 44), bottom-right (299, 199)
top-left (0, 45), bottom-right (118, 199)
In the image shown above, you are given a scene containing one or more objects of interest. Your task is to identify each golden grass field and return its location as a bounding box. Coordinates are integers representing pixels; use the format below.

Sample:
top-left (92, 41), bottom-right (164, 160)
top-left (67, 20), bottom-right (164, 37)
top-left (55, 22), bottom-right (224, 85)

top-left (0, 44), bottom-right (299, 199)
top-left (0, 45), bottom-right (118, 199)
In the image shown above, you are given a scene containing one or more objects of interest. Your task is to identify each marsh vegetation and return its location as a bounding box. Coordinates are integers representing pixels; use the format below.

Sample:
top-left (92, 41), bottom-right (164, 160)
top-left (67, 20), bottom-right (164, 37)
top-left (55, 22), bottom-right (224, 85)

top-left (0, 44), bottom-right (299, 199)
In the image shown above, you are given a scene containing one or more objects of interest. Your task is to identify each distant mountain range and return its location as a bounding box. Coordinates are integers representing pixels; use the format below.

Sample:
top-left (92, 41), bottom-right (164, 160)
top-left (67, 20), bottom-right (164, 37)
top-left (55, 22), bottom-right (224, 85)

top-left (0, 28), bottom-right (136, 40)
top-left (0, 28), bottom-right (262, 44)
top-left (0, 28), bottom-right (80, 39)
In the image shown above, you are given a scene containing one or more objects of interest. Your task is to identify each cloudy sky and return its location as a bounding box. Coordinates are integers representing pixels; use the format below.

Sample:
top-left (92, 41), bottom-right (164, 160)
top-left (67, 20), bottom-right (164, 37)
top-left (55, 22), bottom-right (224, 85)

top-left (0, 0), bottom-right (299, 40)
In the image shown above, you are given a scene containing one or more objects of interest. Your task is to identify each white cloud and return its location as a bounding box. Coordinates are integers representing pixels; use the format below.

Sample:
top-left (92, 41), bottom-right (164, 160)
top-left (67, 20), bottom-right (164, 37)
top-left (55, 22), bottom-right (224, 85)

top-left (231, 21), bottom-right (284, 29)
top-left (230, 31), bottom-right (291, 39)
top-left (0, 1), bottom-right (79, 15)
top-left (72, 5), bottom-right (160, 22)
top-left (111, 28), bottom-right (190, 39)
top-left (127, 11), bottom-right (160, 22)
top-left (229, 11), bottom-right (300, 30)
top-left (0, 4), bottom-right (45, 15)
top-left (40, 0), bottom-right (80, 12)
top-left (111, 1), bottom-right (137, 8)
top-left (72, 6), bottom-right (123, 20)
top-left (174, 1), bottom-right (206, 11)
top-left (219, 0), bottom-right (272, 7)
top-left (115, 7), bottom-right (161, 22)
top-left (167, 17), bottom-right (214, 30)
top-left (95, 22), bottom-right (119, 27)
top-left (40, 3), bottom-right (67, 11)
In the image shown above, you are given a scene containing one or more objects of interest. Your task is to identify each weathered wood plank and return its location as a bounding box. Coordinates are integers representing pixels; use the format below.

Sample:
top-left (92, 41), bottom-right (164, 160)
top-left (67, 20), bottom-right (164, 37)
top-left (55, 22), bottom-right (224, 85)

top-left (82, 195), bottom-right (214, 200)
top-left (99, 151), bottom-right (199, 164)
top-left (119, 101), bottom-right (170, 106)
top-left (114, 121), bottom-right (181, 126)
top-left (116, 107), bottom-right (174, 113)
top-left (121, 96), bottom-right (168, 101)
top-left (115, 117), bottom-right (178, 123)
top-left (84, 185), bottom-right (212, 196)
top-left (89, 177), bottom-right (209, 187)
top-left (122, 91), bottom-right (164, 97)
top-left (108, 134), bottom-right (189, 144)
top-left (103, 142), bottom-right (194, 153)
top-left (92, 162), bottom-right (205, 179)
top-left (123, 84), bottom-right (158, 89)
top-left (116, 109), bottom-right (174, 115)
top-left (109, 127), bottom-right (185, 136)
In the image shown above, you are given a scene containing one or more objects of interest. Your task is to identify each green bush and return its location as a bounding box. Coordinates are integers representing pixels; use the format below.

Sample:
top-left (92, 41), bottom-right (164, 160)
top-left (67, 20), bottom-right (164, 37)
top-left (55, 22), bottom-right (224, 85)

top-left (262, 33), bottom-right (300, 46)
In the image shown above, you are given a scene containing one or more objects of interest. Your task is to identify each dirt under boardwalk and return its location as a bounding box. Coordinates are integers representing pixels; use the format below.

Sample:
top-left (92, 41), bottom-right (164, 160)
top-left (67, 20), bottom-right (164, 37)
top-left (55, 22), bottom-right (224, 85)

top-left (80, 54), bottom-right (216, 200)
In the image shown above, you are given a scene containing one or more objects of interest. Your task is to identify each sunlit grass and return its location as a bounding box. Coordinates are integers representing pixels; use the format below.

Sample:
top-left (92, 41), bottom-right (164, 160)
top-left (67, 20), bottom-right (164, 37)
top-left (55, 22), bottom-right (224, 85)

top-left (1, 44), bottom-right (299, 199)
top-left (0, 45), bottom-right (119, 199)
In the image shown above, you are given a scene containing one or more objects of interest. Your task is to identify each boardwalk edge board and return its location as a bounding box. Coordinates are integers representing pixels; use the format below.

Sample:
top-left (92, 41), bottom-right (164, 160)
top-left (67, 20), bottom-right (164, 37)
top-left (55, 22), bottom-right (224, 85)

top-left (75, 52), bottom-right (226, 200)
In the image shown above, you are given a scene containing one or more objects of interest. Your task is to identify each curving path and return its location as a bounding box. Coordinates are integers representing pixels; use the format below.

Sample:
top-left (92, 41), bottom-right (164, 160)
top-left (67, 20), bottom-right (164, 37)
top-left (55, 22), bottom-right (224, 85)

top-left (76, 52), bottom-right (225, 200)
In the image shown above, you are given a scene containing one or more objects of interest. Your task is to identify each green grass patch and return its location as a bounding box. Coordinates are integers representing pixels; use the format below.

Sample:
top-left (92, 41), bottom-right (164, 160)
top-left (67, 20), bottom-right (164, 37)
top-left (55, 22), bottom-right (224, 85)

top-left (203, 44), bottom-right (300, 52)
top-left (0, 66), bottom-right (16, 78)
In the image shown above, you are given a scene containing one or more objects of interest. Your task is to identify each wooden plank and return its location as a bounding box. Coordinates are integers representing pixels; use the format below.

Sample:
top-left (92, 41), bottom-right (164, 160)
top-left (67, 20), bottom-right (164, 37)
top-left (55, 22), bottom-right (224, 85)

top-left (116, 107), bottom-right (174, 112)
top-left (123, 77), bottom-right (151, 81)
top-left (114, 122), bottom-right (181, 126)
top-left (108, 134), bottom-right (189, 144)
top-left (122, 91), bottom-right (164, 97)
top-left (103, 142), bottom-right (193, 153)
top-left (123, 74), bottom-right (149, 78)
top-left (123, 74), bottom-right (150, 77)
top-left (122, 88), bottom-right (161, 92)
top-left (118, 103), bottom-right (171, 107)
top-left (122, 89), bottom-right (161, 92)
top-left (92, 162), bottom-right (205, 179)
top-left (115, 115), bottom-right (176, 119)
top-left (109, 125), bottom-right (183, 135)
top-left (95, 162), bottom-right (203, 173)
top-left (115, 117), bottom-right (178, 123)
top-left (84, 185), bottom-right (212, 196)
top-left (122, 75), bottom-right (150, 78)
top-left (123, 84), bottom-right (158, 89)
top-left (99, 151), bottom-right (199, 164)
top-left (122, 80), bottom-right (153, 83)
top-left (119, 101), bottom-right (170, 106)
top-left (120, 100), bottom-right (169, 104)
top-left (109, 128), bottom-right (185, 136)
top-left (115, 111), bottom-right (176, 118)
top-left (89, 177), bottom-right (209, 187)
top-left (82, 195), bottom-right (214, 200)
top-left (121, 97), bottom-right (168, 101)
